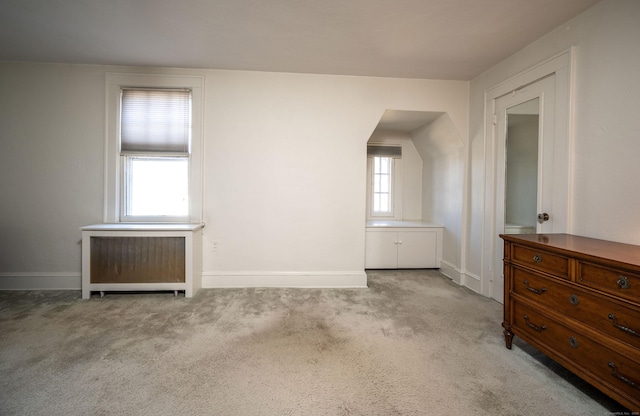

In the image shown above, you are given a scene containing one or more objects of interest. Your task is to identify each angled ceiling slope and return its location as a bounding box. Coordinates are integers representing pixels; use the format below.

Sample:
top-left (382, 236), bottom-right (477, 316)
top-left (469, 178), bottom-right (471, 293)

top-left (376, 110), bottom-right (443, 133)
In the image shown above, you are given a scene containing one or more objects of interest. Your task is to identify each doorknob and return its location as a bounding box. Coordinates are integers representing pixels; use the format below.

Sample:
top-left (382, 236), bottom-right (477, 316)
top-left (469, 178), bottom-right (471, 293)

top-left (537, 213), bottom-right (549, 223)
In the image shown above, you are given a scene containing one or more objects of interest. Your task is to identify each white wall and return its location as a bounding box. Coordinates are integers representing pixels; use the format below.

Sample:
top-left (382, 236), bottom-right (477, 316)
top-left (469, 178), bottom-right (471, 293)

top-left (411, 114), bottom-right (465, 282)
top-left (0, 63), bottom-right (105, 288)
top-left (202, 71), bottom-right (467, 286)
top-left (466, 0), bottom-right (640, 290)
top-left (0, 63), bottom-right (468, 288)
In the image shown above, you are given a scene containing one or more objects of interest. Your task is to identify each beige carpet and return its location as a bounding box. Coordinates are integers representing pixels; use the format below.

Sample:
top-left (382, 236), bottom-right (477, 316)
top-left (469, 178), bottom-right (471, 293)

top-left (0, 270), bottom-right (626, 415)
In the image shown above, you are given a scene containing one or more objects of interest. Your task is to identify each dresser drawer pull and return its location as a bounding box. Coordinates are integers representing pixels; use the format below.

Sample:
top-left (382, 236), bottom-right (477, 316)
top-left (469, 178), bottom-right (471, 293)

top-left (569, 336), bottom-right (579, 348)
top-left (608, 314), bottom-right (639, 337)
top-left (523, 280), bottom-right (547, 295)
top-left (523, 315), bottom-right (547, 332)
top-left (608, 362), bottom-right (639, 389)
top-left (617, 275), bottom-right (631, 289)
top-left (532, 254), bottom-right (542, 263)
top-left (569, 294), bottom-right (579, 305)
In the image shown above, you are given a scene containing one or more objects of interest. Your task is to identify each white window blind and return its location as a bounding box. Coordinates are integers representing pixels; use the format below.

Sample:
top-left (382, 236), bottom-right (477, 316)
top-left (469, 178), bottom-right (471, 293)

top-left (120, 88), bottom-right (192, 154)
top-left (367, 145), bottom-right (402, 158)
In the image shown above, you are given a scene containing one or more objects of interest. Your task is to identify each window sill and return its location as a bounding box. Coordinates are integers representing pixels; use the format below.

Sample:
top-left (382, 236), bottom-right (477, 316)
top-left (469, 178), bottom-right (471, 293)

top-left (366, 220), bottom-right (442, 228)
top-left (81, 223), bottom-right (205, 232)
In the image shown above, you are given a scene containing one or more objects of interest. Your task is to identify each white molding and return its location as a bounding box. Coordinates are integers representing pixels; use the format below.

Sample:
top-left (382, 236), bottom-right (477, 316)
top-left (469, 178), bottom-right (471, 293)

top-left (0, 272), bottom-right (81, 290)
top-left (439, 260), bottom-right (482, 294)
top-left (485, 49), bottom-right (572, 101)
top-left (0, 269), bottom-right (482, 293)
top-left (439, 260), bottom-right (462, 284)
top-left (202, 271), bottom-right (368, 288)
top-left (461, 271), bottom-right (482, 295)
top-left (1, 271), bottom-right (368, 290)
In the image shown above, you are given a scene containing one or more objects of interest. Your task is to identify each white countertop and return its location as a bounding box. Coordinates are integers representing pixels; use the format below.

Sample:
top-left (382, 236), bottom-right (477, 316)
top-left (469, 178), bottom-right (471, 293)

top-left (81, 223), bottom-right (205, 231)
top-left (366, 220), bottom-right (443, 228)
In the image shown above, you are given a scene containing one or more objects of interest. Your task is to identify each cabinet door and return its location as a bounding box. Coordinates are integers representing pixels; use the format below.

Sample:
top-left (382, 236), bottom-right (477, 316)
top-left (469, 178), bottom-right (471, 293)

top-left (397, 231), bottom-right (437, 268)
top-left (365, 231), bottom-right (398, 269)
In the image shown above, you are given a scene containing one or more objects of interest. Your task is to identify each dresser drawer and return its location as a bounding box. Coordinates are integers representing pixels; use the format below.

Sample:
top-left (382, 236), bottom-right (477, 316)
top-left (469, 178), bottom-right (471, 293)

top-left (512, 302), bottom-right (640, 403)
top-left (578, 261), bottom-right (640, 302)
top-left (512, 266), bottom-right (640, 350)
top-left (511, 244), bottom-right (569, 279)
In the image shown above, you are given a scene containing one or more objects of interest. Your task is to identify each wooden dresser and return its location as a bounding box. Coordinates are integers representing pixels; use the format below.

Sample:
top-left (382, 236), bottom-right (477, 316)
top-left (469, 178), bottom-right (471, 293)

top-left (501, 233), bottom-right (640, 411)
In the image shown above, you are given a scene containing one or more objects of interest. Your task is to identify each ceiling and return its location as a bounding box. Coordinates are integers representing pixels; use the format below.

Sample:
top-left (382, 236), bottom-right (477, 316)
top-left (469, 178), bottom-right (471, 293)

top-left (0, 0), bottom-right (599, 81)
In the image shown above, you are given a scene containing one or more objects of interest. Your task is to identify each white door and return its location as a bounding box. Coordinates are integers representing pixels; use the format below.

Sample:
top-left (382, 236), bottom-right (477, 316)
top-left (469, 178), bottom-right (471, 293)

top-left (492, 75), bottom-right (556, 302)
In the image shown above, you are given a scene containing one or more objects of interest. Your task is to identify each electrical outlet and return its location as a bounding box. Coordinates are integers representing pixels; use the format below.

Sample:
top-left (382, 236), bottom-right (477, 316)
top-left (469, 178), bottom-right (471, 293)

top-left (212, 241), bottom-right (219, 251)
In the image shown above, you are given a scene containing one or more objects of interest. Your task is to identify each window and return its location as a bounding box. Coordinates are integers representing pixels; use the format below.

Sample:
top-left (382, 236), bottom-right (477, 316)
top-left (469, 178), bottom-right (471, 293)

top-left (367, 145), bottom-right (402, 219)
top-left (125, 156), bottom-right (188, 217)
top-left (120, 88), bottom-right (191, 220)
top-left (105, 74), bottom-right (203, 223)
top-left (372, 156), bottom-right (393, 215)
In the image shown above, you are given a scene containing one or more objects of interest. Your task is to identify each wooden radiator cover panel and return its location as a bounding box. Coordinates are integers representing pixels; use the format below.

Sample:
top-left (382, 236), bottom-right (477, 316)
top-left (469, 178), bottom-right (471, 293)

top-left (90, 237), bottom-right (186, 284)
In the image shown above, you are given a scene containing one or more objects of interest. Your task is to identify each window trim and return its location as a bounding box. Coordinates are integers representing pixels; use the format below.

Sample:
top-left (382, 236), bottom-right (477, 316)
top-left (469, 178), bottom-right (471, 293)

top-left (105, 73), bottom-right (204, 223)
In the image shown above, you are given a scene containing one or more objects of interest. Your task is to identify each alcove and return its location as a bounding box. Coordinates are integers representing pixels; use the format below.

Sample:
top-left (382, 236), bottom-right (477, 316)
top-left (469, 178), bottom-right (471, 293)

top-left (365, 110), bottom-right (464, 270)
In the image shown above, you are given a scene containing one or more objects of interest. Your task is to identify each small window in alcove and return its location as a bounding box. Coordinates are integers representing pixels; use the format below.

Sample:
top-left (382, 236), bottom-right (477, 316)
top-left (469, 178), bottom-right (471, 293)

top-left (372, 156), bottom-right (392, 214)
top-left (367, 145), bottom-right (402, 218)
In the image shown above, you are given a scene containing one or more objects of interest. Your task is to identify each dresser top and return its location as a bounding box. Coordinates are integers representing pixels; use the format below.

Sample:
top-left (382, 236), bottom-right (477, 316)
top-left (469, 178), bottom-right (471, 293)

top-left (500, 233), bottom-right (640, 269)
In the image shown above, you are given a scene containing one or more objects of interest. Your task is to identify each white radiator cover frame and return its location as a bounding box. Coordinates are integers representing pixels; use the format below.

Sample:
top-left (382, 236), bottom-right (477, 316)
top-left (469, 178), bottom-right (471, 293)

top-left (81, 223), bottom-right (204, 299)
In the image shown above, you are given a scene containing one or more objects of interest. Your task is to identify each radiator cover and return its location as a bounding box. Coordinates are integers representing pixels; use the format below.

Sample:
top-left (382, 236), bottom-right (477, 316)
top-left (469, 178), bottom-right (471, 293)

top-left (81, 223), bottom-right (203, 299)
top-left (90, 237), bottom-right (185, 284)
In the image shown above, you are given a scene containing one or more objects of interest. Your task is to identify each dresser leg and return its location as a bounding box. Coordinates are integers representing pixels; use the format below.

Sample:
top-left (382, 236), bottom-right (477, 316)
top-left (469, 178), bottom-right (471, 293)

top-left (504, 331), bottom-right (514, 349)
top-left (503, 323), bottom-right (514, 349)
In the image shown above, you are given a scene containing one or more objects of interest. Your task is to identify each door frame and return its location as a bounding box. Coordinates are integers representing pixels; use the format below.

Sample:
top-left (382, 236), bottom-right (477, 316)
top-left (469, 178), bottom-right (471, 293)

top-left (480, 48), bottom-right (575, 301)
top-left (493, 75), bottom-right (555, 304)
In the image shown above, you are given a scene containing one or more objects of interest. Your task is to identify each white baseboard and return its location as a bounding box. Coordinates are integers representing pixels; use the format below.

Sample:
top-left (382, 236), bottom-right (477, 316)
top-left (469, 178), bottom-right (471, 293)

top-left (0, 271), bottom-right (369, 290)
top-left (461, 271), bottom-right (481, 294)
top-left (0, 272), bottom-right (81, 290)
top-left (438, 261), bottom-right (481, 294)
top-left (0, 269), bottom-right (480, 293)
top-left (4, 270), bottom-right (482, 290)
top-left (202, 271), bottom-right (368, 288)
top-left (439, 260), bottom-right (461, 284)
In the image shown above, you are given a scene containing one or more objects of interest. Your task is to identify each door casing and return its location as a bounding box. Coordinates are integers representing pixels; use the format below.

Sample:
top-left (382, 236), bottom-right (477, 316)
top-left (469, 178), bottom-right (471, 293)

top-left (481, 49), bottom-right (574, 302)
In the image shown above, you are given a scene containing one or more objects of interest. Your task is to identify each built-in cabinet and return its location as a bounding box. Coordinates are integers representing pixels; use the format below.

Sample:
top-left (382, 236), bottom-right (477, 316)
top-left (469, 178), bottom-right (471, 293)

top-left (365, 221), bottom-right (443, 269)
